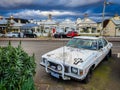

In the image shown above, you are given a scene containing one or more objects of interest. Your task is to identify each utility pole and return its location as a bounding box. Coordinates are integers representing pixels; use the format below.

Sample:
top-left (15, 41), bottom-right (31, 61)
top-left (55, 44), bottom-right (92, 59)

top-left (100, 0), bottom-right (106, 36)
top-left (100, 0), bottom-right (112, 36)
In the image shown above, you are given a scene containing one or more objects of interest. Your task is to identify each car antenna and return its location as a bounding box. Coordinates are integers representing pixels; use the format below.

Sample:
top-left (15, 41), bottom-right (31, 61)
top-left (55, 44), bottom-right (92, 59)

top-left (62, 33), bottom-right (65, 65)
top-left (63, 40), bottom-right (65, 65)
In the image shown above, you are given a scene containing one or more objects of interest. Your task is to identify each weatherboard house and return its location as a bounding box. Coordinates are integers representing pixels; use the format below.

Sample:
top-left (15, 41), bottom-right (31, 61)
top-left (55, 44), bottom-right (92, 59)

top-left (76, 17), bottom-right (98, 35)
top-left (103, 14), bottom-right (120, 36)
top-left (29, 14), bottom-right (58, 36)
top-left (59, 19), bottom-right (76, 32)
top-left (0, 15), bottom-right (17, 33)
top-left (0, 15), bottom-right (30, 33)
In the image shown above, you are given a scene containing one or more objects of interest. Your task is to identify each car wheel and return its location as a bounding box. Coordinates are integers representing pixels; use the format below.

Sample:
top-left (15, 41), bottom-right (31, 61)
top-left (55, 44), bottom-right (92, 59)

top-left (12, 35), bottom-right (16, 38)
top-left (109, 49), bottom-right (112, 57)
top-left (83, 69), bottom-right (92, 84)
top-left (54, 34), bottom-right (58, 38)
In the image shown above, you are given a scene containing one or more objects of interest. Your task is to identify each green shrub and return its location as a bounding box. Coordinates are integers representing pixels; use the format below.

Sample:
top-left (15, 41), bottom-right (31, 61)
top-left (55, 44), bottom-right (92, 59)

top-left (0, 41), bottom-right (36, 90)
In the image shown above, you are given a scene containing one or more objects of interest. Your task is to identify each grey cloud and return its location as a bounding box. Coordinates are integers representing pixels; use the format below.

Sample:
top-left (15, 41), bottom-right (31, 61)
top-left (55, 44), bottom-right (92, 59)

top-left (0, 0), bottom-right (102, 9)
top-left (0, 0), bottom-right (33, 8)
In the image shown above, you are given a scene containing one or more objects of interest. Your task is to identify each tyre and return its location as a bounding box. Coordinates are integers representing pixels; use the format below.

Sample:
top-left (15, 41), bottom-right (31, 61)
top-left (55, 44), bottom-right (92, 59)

top-left (54, 35), bottom-right (58, 38)
top-left (12, 35), bottom-right (16, 38)
top-left (109, 49), bottom-right (112, 57)
top-left (83, 69), bottom-right (92, 84)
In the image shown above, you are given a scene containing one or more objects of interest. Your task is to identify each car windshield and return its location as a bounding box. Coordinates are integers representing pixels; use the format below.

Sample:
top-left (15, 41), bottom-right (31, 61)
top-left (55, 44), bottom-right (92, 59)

top-left (66, 38), bottom-right (98, 50)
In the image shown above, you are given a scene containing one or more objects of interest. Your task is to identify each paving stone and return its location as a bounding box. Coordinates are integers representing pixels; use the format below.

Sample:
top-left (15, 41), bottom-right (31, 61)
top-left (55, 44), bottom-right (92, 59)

top-left (38, 84), bottom-right (49, 90)
top-left (48, 86), bottom-right (65, 90)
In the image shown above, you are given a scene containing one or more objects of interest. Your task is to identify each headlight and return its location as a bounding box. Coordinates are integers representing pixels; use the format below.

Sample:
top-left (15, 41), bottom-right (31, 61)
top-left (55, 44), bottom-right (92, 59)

top-left (42, 58), bottom-right (50, 66)
top-left (47, 61), bottom-right (50, 66)
top-left (71, 67), bottom-right (78, 74)
top-left (57, 65), bottom-right (62, 71)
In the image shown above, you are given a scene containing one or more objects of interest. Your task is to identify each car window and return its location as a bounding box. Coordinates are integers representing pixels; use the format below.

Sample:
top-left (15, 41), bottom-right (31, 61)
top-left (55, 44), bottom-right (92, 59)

top-left (101, 38), bottom-right (108, 46)
top-left (98, 39), bottom-right (103, 49)
top-left (66, 38), bottom-right (97, 50)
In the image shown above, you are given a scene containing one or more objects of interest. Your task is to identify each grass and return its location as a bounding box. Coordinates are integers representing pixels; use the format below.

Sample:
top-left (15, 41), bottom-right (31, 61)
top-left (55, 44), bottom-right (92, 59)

top-left (83, 59), bottom-right (112, 90)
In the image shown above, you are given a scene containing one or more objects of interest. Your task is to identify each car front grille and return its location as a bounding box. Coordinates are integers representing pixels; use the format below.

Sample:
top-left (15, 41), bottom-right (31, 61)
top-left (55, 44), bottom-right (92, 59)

top-left (48, 61), bottom-right (69, 73)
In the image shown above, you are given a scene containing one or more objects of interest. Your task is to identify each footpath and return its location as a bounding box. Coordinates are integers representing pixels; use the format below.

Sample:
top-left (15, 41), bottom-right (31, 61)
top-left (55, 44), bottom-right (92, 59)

top-left (0, 37), bottom-right (120, 42)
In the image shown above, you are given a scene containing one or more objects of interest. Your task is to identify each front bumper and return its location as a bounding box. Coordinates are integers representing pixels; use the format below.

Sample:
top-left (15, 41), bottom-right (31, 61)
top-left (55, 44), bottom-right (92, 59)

top-left (40, 60), bottom-right (85, 80)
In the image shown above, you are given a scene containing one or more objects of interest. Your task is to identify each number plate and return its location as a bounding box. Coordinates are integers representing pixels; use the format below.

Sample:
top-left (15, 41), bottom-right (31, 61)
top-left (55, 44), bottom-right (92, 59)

top-left (51, 72), bottom-right (59, 79)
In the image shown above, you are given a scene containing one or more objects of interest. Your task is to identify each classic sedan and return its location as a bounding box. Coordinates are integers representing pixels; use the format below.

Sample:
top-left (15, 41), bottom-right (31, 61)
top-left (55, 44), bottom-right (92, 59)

top-left (40, 36), bottom-right (112, 83)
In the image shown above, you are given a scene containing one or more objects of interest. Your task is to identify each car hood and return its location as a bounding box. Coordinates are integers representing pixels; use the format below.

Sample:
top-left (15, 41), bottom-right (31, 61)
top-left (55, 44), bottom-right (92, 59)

top-left (43, 46), bottom-right (97, 66)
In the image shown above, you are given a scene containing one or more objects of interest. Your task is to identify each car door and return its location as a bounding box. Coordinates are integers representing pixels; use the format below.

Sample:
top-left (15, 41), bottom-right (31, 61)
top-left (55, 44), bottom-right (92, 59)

top-left (95, 38), bottom-right (106, 65)
top-left (101, 38), bottom-right (109, 57)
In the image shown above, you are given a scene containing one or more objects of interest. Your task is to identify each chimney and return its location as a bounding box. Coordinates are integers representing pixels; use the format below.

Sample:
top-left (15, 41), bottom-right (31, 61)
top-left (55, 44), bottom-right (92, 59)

top-left (84, 13), bottom-right (88, 19)
top-left (10, 15), bottom-right (14, 20)
top-left (0, 16), bottom-right (3, 20)
top-left (48, 14), bottom-right (52, 20)
top-left (18, 19), bottom-right (21, 23)
top-left (114, 13), bottom-right (119, 20)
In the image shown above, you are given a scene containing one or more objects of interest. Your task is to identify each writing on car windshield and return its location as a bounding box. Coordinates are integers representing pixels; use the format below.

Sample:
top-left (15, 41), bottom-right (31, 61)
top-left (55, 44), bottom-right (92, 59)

top-left (66, 38), bottom-right (97, 50)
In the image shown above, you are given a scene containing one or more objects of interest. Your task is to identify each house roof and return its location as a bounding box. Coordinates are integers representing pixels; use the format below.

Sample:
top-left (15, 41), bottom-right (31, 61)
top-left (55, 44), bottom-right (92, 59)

top-left (6, 18), bottom-right (29, 24)
top-left (10, 19), bottom-right (16, 24)
top-left (13, 23), bottom-right (24, 27)
top-left (112, 19), bottom-right (120, 25)
top-left (14, 18), bottom-right (29, 23)
top-left (80, 18), bottom-right (97, 24)
top-left (21, 23), bottom-right (38, 29)
top-left (0, 19), bottom-right (17, 24)
top-left (103, 19), bottom-right (110, 28)
top-left (0, 19), bottom-right (8, 24)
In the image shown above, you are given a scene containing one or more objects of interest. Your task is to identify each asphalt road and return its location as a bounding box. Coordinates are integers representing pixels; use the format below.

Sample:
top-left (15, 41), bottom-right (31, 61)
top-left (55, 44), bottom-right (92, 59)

top-left (0, 40), bottom-right (120, 90)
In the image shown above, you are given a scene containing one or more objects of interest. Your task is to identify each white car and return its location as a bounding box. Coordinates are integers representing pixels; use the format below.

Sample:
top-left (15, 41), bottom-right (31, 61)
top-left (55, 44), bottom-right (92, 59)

top-left (5, 32), bottom-right (19, 38)
top-left (40, 36), bottom-right (112, 83)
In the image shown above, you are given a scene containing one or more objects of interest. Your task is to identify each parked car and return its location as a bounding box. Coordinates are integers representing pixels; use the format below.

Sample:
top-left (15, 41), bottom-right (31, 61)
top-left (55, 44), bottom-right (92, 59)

top-left (5, 32), bottom-right (19, 38)
top-left (66, 31), bottom-right (78, 37)
top-left (54, 32), bottom-right (66, 38)
top-left (24, 33), bottom-right (37, 38)
top-left (33, 32), bottom-right (42, 37)
top-left (40, 36), bottom-right (112, 83)
top-left (53, 28), bottom-right (66, 38)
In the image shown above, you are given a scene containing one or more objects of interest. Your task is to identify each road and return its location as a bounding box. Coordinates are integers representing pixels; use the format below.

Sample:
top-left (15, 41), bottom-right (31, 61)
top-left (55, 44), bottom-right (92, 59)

top-left (0, 40), bottom-right (120, 90)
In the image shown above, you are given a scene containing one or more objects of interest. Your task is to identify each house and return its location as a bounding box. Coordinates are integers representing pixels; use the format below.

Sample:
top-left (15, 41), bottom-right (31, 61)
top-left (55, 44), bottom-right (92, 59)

top-left (76, 17), bottom-right (98, 36)
top-left (59, 19), bottom-right (76, 32)
top-left (0, 15), bottom-right (17, 33)
top-left (0, 15), bottom-right (29, 33)
top-left (103, 14), bottom-right (120, 36)
top-left (29, 14), bottom-right (58, 34)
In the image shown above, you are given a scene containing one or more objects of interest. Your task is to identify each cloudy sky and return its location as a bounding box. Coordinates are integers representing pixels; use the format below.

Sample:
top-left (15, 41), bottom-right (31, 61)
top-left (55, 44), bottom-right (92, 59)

top-left (0, 0), bottom-right (120, 22)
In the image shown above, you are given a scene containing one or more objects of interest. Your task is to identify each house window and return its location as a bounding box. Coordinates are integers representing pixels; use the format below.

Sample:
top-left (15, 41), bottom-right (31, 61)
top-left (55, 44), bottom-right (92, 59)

top-left (92, 28), bottom-right (96, 33)
top-left (115, 27), bottom-right (120, 31)
top-left (119, 28), bottom-right (120, 31)
top-left (82, 27), bottom-right (89, 33)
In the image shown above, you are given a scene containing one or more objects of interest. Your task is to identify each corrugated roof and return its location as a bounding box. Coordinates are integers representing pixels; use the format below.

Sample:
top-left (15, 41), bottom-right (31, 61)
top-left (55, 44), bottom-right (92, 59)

top-left (79, 18), bottom-right (97, 24)
top-left (0, 19), bottom-right (17, 24)
top-left (112, 19), bottom-right (120, 25)
top-left (0, 19), bottom-right (7, 24)
top-left (13, 23), bottom-right (24, 27)
top-left (21, 23), bottom-right (38, 29)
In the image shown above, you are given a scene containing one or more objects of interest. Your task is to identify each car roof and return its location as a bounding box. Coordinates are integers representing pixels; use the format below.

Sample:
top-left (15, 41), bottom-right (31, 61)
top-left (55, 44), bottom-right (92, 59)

top-left (74, 36), bottom-right (103, 40)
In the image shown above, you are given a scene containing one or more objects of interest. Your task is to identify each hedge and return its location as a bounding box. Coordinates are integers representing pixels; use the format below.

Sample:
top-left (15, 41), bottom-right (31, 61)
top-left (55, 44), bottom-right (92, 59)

top-left (0, 41), bottom-right (36, 90)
